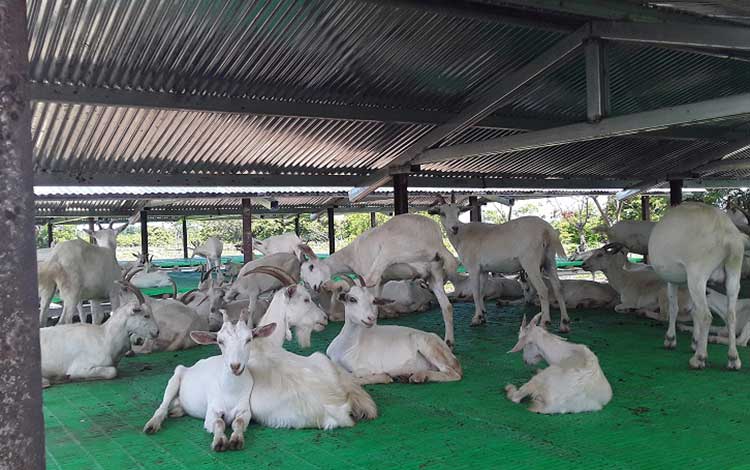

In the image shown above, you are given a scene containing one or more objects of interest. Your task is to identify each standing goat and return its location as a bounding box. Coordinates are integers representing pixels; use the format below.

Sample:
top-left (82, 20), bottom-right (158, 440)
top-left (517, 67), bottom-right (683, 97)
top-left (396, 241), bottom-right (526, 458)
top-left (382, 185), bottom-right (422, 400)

top-left (251, 232), bottom-right (303, 256)
top-left (505, 313), bottom-right (612, 414)
top-left (144, 313), bottom-right (276, 451)
top-left (327, 277), bottom-right (462, 384)
top-left (648, 202), bottom-right (747, 369)
top-left (40, 282), bottom-right (159, 387)
top-left (190, 237), bottom-right (224, 277)
top-left (299, 213), bottom-right (458, 346)
top-left (430, 203), bottom-right (569, 332)
top-left (38, 222), bottom-right (127, 325)
top-left (593, 221), bottom-right (655, 256)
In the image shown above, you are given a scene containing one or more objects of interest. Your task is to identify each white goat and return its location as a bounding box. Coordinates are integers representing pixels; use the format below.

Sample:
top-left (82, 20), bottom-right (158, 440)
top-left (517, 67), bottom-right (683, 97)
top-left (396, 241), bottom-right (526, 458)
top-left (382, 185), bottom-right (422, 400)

top-left (505, 313), bottom-right (612, 414)
top-left (376, 279), bottom-right (435, 318)
top-left (581, 243), bottom-right (692, 320)
top-left (593, 221), bottom-right (655, 255)
top-left (252, 232), bottom-right (303, 256)
top-left (144, 314), bottom-right (276, 451)
top-left (517, 273), bottom-right (618, 310)
top-left (678, 288), bottom-right (750, 347)
top-left (231, 266), bottom-right (377, 429)
top-left (40, 282), bottom-right (159, 387)
top-left (224, 252), bottom-right (301, 319)
top-left (299, 213), bottom-right (458, 346)
top-left (38, 222), bottom-right (127, 325)
top-left (449, 273), bottom-right (524, 302)
top-left (649, 202), bottom-right (747, 369)
top-left (327, 277), bottom-right (462, 384)
top-left (191, 237), bottom-right (224, 273)
top-left (430, 203), bottom-right (569, 332)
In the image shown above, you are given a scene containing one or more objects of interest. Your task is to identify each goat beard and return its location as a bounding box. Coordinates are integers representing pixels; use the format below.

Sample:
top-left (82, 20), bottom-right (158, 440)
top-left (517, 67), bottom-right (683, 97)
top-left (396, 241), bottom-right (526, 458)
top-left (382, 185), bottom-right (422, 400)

top-left (295, 327), bottom-right (312, 349)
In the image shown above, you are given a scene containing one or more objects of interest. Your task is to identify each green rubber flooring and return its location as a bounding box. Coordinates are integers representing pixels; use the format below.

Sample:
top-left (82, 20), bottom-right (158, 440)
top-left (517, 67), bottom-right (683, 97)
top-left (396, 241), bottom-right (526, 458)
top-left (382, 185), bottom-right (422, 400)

top-left (42, 299), bottom-right (750, 470)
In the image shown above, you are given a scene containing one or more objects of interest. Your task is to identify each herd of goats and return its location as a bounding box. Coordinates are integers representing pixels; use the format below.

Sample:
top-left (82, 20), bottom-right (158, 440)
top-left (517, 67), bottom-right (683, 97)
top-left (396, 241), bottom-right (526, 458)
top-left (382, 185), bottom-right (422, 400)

top-left (34, 198), bottom-right (750, 451)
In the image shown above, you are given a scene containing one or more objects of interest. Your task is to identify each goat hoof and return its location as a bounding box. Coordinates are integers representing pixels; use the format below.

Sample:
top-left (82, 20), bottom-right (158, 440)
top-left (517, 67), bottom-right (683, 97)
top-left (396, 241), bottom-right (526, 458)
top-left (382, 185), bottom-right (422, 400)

top-left (504, 384), bottom-right (517, 400)
top-left (663, 336), bottom-right (677, 349)
top-left (689, 355), bottom-right (707, 369)
top-left (727, 356), bottom-right (742, 370)
top-left (542, 320), bottom-right (551, 330)
top-left (559, 323), bottom-right (571, 334)
top-left (470, 316), bottom-right (485, 326)
top-left (229, 434), bottom-right (244, 450)
top-left (409, 372), bottom-right (428, 384)
top-left (143, 419), bottom-right (161, 434)
top-left (212, 436), bottom-right (229, 452)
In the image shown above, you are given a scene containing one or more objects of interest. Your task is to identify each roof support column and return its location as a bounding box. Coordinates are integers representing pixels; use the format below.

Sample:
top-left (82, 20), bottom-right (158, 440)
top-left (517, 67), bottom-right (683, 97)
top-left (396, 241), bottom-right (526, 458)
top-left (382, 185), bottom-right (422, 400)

top-left (393, 173), bottom-right (409, 215)
top-left (585, 39), bottom-right (610, 122)
top-left (468, 196), bottom-right (482, 222)
top-left (670, 180), bottom-right (683, 206)
top-left (294, 215), bottom-right (301, 237)
top-left (87, 217), bottom-right (95, 243)
top-left (140, 210), bottom-right (149, 258)
top-left (242, 199), bottom-right (253, 264)
top-left (0, 0), bottom-right (46, 467)
top-left (328, 207), bottom-right (336, 254)
top-left (641, 196), bottom-right (651, 221)
top-left (47, 222), bottom-right (53, 248)
top-left (370, 212), bottom-right (378, 228)
top-left (181, 217), bottom-right (188, 259)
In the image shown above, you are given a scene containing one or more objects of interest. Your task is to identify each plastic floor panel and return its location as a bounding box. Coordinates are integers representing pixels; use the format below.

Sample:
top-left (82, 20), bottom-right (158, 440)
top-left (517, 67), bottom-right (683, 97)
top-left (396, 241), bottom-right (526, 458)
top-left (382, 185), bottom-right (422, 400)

top-left (43, 302), bottom-right (750, 469)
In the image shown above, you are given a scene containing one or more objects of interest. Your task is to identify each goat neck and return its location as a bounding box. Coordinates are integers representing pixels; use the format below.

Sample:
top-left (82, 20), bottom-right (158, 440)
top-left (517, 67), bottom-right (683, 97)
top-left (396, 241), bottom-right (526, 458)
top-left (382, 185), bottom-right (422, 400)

top-left (253, 292), bottom-right (289, 349)
top-left (535, 330), bottom-right (578, 366)
top-left (102, 309), bottom-right (137, 362)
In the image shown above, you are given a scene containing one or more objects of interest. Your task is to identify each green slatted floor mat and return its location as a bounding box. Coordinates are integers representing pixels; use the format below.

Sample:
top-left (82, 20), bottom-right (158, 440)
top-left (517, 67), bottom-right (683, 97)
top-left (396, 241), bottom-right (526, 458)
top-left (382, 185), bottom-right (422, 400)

top-left (43, 303), bottom-right (750, 469)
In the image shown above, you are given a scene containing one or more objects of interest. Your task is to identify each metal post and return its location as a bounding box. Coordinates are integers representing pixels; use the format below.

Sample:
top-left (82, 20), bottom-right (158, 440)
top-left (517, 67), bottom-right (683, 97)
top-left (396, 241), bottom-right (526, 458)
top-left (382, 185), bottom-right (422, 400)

top-left (641, 195), bottom-right (651, 220)
top-left (294, 214), bottom-right (301, 236)
top-left (393, 173), bottom-right (409, 215)
top-left (181, 217), bottom-right (188, 258)
top-left (87, 217), bottom-right (95, 243)
top-left (242, 198), bottom-right (253, 264)
top-left (468, 196), bottom-right (482, 222)
top-left (47, 222), bottom-right (53, 247)
top-left (370, 212), bottom-right (378, 228)
top-left (328, 207), bottom-right (336, 254)
top-left (0, 0), bottom-right (46, 467)
top-left (669, 179), bottom-right (683, 206)
top-left (508, 205), bottom-right (513, 221)
top-left (140, 209), bottom-right (149, 257)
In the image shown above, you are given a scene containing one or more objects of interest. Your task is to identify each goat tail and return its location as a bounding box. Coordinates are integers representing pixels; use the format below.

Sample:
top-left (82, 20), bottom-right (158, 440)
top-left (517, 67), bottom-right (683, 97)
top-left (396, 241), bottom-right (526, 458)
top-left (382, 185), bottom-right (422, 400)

top-left (547, 228), bottom-right (567, 260)
top-left (37, 261), bottom-right (57, 297)
top-left (337, 366), bottom-right (377, 421)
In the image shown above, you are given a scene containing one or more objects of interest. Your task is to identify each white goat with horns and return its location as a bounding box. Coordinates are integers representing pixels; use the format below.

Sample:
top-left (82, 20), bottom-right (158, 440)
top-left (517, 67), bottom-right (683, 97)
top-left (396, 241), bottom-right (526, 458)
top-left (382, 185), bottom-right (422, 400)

top-left (429, 201), bottom-right (570, 332)
top-left (241, 267), bottom-right (377, 429)
top-left (298, 213), bottom-right (459, 347)
top-left (505, 313), bottom-right (612, 414)
top-left (38, 221), bottom-right (128, 325)
top-left (327, 275), bottom-right (462, 384)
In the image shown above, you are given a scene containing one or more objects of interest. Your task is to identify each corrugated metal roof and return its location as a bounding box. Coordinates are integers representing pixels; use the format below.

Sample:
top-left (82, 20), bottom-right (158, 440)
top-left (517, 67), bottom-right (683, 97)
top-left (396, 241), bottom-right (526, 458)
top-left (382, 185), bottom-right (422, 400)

top-left (646, 2), bottom-right (750, 26)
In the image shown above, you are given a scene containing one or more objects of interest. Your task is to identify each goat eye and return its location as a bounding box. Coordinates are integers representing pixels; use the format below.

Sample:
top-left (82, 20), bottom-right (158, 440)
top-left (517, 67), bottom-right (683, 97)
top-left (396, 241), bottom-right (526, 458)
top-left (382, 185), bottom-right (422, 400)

top-left (350, 297), bottom-right (358, 304)
top-left (245, 338), bottom-right (252, 344)
top-left (304, 298), bottom-right (310, 303)
top-left (309, 265), bottom-right (314, 271)
top-left (144, 314), bottom-right (151, 319)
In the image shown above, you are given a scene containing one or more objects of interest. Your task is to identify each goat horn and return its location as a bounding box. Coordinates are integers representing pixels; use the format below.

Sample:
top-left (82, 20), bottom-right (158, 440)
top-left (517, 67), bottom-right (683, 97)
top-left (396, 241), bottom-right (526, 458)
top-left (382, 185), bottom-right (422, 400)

top-left (352, 273), bottom-right (374, 288)
top-left (201, 266), bottom-right (217, 283)
top-left (118, 280), bottom-right (146, 305)
top-left (109, 220), bottom-right (115, 229)
top-left (298, 244), bottom-right (318, 260)
top-left (168, 278), bottom-right (177, 298)
top-left (96, 222), bottom-right (104, 230)
top-left (242, 266), bottom-right (296, 286)
top-left (179, 288), bottom-right (200, 304)
top-left (125, 266), bottom-right (144, 282)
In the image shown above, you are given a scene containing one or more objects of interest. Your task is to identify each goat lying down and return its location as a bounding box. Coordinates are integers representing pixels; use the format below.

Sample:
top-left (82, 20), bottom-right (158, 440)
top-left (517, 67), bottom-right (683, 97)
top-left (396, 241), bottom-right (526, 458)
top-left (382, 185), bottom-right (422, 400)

top-left (327, 276), bottom-right (462, 384)
top-left (448, 273), bottom-right (524, 302)
top-left (515, 273), bottom-right (618, 310)
top-left (678, 288), bottom-right (750, 347)
top-left (505, 313), bottom-right (612, 414)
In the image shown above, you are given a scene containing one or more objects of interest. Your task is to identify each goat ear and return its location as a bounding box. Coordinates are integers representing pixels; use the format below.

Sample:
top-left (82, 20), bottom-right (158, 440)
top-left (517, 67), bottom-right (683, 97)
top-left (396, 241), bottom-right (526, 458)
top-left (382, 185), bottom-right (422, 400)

top-left (520, 314), bottom-right (527, 329)
top-left (285, 285), bottom-right (297, 298)
top-left (252, 322), bottom-right (277, 338)
top-left (221, 309), bottom-right (230, 324)
top-left (529, 312), bottom-right (543, 327)
top-left (373, 297), bottom-right (394, 306)
top-left (508, 337), bottom-right (526, 354)
top-left (190, 331), bottom-right (218, 345)
top-left (238, 308), bottom-right (249, 324)
top-left (115, 223), bottom-right (128, 234)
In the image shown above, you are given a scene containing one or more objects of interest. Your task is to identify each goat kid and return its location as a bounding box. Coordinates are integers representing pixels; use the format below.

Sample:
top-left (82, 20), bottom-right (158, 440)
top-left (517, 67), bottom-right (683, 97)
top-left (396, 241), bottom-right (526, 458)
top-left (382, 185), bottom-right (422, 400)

top-left (505, 313), bottom-right (612, 414)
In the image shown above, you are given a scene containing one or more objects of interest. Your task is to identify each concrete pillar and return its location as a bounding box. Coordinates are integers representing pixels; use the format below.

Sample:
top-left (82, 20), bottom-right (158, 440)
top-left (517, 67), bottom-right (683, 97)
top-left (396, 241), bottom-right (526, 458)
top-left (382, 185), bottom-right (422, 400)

top-left (242, 198), bottom-right (253, 264)
top-left (370, 212), bottom-right (377, 228)
top-left (0, 1), bottom-right (47, 467)
top-left (328, 207), bottom-right (336, 254)
top-left (181, 217), bottom-right (188, 258)
top-left (393, 173), bottom-right (408, 215)
top-left (140, 210), bottom-right (149, 257)
top-left (669, 180), bottom-right (683, 207)
top-left (468, 196), bottom-right (482, 222)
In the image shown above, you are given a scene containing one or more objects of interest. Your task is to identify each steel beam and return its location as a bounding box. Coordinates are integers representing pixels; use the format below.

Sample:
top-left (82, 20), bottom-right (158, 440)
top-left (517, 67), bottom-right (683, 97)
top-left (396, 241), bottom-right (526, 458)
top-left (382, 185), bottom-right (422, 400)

top-left (327, 207), bottom-right (336, 254)
top-left (694, 158), bottom-right (750, 174)
top-left (29, 83), bottom-right (563, 132)
top-left (140, 210), bottom-right (149, 257)
top-left (670, 180), bottom-right (683, 206)
top-left (591, 21), bottom-right (750, 52)
top-left (0, 1), bottom-right (46, 468)
top-left (393, 174), bottom-right (409, 215)
top-left (349, 26), bottom-right (589, 202)
top-left (416, 92), bottom-right (750, 165)
top-left (585, 39), bottom-right (610, 122)
top-left (242, 198), bottom-right (253, 264)
top-left (181, 217), bottom-right (188, 258)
